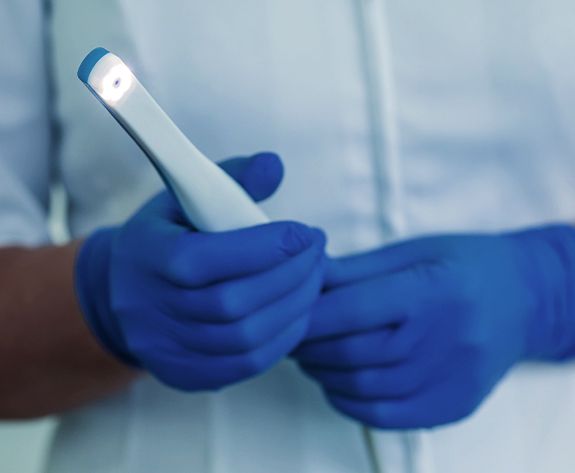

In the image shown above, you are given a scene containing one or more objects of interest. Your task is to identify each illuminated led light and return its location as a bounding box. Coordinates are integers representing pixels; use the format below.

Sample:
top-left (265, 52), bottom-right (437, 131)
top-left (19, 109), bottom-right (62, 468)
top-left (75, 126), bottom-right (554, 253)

top-left (97, 64), bottom-right (134, 103)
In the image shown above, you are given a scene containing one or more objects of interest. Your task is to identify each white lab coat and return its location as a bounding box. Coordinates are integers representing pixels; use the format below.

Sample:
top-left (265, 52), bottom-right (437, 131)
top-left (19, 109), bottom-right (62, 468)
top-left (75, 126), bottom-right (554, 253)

top-left (2, 0), bottom-right (575, 472)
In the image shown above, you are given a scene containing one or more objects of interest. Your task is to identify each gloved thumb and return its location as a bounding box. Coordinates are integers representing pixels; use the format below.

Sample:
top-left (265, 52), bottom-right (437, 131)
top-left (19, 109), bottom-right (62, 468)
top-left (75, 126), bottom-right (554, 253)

top-left (218, 152), bottom-right (284, 202)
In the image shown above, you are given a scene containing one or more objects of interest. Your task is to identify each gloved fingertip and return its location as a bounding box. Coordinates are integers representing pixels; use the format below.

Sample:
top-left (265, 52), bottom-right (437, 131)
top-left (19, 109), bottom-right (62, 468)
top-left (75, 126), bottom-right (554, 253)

top-left (251, 151), bottom-right (283, 170)
top-left (242, 152), bottom-right (284, 202)
top-left (280, 222), bottom-right (321, 256)
top-left (311, 227), bottom-right (328, 248)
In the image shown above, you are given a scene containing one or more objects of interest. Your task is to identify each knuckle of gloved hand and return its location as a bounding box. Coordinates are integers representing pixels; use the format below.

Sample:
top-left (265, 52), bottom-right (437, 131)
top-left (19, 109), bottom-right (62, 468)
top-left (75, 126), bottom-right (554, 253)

top-left (237, 352), bottom-right (268, 379)
top-left (348, 370), bottom-right (375, 396)
top-left (210, 285), bottom-right (246, 321)
top-left (231, 321), bottom-right (262, 353)
top-left (164, 234), bottom-right (203, 286)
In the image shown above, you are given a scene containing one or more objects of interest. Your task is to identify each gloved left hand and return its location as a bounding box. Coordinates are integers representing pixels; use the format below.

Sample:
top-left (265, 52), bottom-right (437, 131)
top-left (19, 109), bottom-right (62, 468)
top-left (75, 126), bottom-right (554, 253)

top-left (294, 225), bottom-right (575, 429)
top-left (75, 152), bottom-right (327, 392)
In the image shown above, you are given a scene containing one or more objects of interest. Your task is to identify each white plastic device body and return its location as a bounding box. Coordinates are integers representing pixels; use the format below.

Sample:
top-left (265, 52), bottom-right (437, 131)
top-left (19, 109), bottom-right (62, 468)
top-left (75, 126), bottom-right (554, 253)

top-left (79, 50), bottom-right (269, 232)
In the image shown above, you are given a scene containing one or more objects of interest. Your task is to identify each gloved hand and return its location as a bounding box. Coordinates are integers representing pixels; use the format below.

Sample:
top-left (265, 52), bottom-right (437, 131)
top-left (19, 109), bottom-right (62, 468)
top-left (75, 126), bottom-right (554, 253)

top-left (76, 152), bottom-right (327, 391)
top-left (294, 226), bottom-right (575, 429)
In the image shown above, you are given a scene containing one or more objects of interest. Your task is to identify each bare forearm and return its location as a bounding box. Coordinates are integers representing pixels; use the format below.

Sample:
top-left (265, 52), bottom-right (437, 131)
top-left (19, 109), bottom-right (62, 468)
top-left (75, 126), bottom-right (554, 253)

top-left (0, 242), bottom-right (137, 419)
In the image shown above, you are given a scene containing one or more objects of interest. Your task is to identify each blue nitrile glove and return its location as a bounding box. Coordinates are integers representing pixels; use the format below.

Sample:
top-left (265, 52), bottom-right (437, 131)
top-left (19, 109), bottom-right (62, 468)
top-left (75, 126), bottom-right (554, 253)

top-left (293, 225), bottom-right (575, 429)
top-left (76, 152), bottom-right (327, 391)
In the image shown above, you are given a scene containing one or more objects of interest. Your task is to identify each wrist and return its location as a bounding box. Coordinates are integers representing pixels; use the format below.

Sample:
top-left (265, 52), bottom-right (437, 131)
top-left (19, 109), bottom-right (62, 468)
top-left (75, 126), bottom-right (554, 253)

top-left (508, 225), bottom-right (575, 361)
top-left (75, 228), bottom-right (137, 366)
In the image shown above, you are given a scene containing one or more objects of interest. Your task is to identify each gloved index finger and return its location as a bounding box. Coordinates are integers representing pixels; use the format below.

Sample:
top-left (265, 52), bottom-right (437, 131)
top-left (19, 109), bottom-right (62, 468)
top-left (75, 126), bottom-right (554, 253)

top-left (325, 237), bottom-right (445, 289)
top-left (163, 221), bottom-right (326, 287)
top-left (305, 268), bottom-right (432, 341)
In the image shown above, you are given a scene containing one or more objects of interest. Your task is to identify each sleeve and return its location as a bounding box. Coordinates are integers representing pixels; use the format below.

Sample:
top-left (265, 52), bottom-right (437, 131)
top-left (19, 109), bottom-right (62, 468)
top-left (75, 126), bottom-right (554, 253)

top-left (0, 0), bottom-right (52, 246)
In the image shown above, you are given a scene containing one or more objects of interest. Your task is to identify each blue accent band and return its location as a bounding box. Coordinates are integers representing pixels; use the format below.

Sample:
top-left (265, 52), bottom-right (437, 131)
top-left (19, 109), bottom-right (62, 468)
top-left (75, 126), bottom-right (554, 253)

top-left (77, 47), bottom-right (110, 83)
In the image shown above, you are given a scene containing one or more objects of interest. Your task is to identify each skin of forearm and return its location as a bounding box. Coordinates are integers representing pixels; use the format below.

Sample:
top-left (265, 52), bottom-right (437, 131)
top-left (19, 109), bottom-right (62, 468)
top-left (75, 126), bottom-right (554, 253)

top-left (0, 241), bottom-right (138, 419)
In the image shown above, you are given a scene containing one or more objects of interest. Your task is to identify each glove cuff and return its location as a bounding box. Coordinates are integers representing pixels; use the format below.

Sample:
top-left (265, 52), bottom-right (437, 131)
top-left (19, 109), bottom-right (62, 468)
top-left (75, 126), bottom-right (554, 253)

top-left (75, 228), bottom-right (138, 366)
top-left (510, 225), bottom-right (575, 361)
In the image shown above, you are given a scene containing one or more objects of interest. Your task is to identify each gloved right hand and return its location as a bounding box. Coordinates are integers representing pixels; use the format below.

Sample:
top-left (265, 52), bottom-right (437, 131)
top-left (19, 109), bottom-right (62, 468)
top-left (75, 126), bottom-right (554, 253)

top-left (75, 153), bottom-right (327, 391)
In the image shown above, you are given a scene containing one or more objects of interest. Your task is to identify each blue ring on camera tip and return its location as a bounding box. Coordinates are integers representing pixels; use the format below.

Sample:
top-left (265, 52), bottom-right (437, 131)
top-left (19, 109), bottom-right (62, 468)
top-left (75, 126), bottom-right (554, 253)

top-left (77, 47), bottom-right (110, 83)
